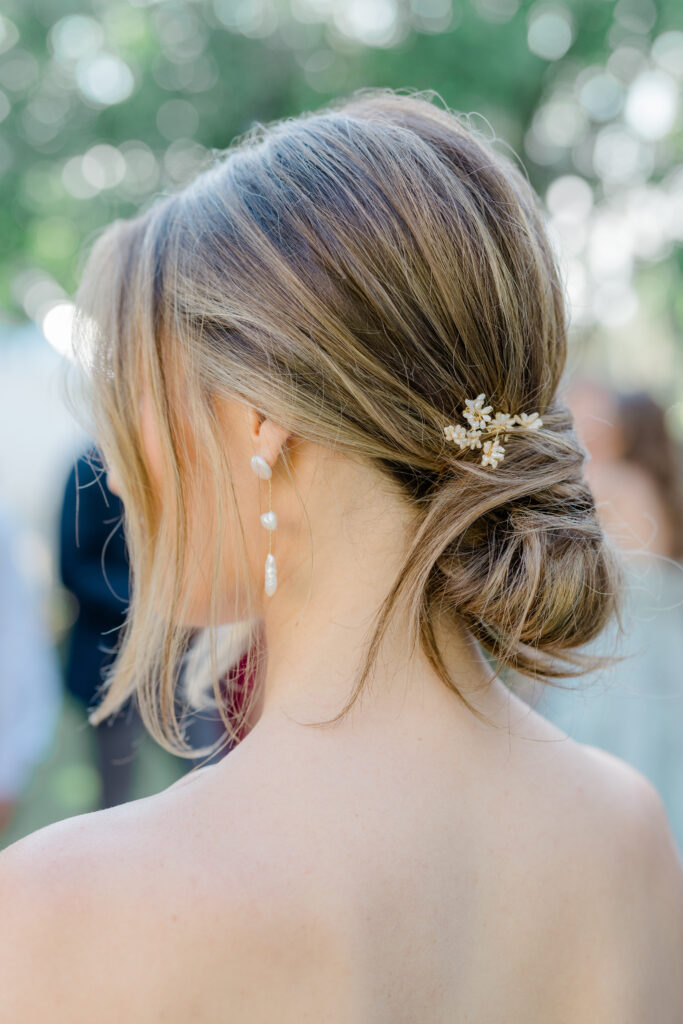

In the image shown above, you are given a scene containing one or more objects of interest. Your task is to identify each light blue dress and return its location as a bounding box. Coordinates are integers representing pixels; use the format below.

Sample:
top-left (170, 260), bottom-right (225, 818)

top-left (0, 507), bottom-right (63, 801)
top-left (534, 555), bottom-right (683, 854)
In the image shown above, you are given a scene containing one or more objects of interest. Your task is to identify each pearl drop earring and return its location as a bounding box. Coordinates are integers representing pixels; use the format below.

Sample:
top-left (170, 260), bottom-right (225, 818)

top-left (250, 454), bottom-right (277, 597)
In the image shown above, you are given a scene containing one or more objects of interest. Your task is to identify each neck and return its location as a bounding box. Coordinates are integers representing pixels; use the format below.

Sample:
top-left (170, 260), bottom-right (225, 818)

top-left (250, 452), bottom-right (496, 733)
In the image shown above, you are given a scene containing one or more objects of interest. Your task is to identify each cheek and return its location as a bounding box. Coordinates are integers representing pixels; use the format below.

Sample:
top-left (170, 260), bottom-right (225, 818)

top-left (179, 471), bottom-right (258, 627)
top-left (140, 393), bottom-right (164, 485)
top-left (179, 522), bottom-right (240, 626)
top-left (106, 464), bottom-right (122, 497)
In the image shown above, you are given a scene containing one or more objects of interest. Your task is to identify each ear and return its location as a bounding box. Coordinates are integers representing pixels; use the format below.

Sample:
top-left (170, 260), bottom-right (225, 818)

top-left (245, 406), bottom-right (293, 472)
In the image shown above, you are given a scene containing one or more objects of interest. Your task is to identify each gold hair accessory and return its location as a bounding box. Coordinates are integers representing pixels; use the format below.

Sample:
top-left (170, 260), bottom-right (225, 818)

top-left (443, 394), bottom-right (543, 468)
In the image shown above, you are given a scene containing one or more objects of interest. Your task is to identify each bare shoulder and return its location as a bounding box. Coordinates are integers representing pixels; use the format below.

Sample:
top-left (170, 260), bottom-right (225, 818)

top-left (0, 782), bottom-right (209, 1021)
top-left (553, 742), bottom-right (683, 1020)
top-left (582, 744), bottom-right (683, 909)
top-left (494, 693), bottom-right (683, 1015)
top-left (0, 794), bottom-right (173, 1022)
top-left (517, 702), bottom-right (683, 894)
top-left (569, 742), bottom-right (683, 880)
top-left (505, 689), bottom-right (681, 855)
top-left (0, 769), bottom-right (331, 1023)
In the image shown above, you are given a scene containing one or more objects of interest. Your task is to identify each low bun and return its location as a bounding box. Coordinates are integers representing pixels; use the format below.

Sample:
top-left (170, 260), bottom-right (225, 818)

top-left (427, 402), bottom-right (623, 681)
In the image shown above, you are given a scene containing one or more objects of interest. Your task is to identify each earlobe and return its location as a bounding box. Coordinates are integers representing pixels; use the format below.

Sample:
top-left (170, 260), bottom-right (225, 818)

top-left (254, 416), bottom-right (293, 471)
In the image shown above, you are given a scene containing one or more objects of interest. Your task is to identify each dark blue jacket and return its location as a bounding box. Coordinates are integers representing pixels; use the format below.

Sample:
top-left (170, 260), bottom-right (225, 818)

top-left (59, 448), bottom-right (130, 711)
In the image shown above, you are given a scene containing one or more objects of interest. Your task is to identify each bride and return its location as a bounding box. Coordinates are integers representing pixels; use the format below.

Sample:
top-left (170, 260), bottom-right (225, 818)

top-left (2, 88), bottom-right (682, 1022)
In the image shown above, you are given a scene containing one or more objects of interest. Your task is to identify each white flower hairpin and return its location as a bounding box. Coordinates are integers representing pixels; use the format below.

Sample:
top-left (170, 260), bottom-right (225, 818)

top-left (443, 393), bottom-right (543, 468)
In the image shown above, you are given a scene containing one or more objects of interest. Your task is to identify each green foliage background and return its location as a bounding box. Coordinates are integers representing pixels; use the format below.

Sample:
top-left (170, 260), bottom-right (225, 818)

top-left (1, 0), bottom-right (682, 405)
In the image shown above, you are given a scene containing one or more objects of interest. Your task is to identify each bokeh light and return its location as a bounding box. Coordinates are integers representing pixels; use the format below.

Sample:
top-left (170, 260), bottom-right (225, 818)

top-left (41, 301), bottom-right (76, 359)
top-left (625, 69), bottom-right (679, 139)
top-left (76, 53), bottom-right (135, 106)
top-left (0, 0), bottom-right (680, 425)
top-left (526, 4), bottom-right (573, 61)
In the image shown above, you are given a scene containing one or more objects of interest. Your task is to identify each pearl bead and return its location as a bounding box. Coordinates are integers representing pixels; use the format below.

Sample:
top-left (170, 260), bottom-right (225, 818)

top-left (264, 553), bottom-right (277, 596)
top-left (260, 511), bottom-right (277, 530)
top-left (250, 454), bottom-right (272, 479)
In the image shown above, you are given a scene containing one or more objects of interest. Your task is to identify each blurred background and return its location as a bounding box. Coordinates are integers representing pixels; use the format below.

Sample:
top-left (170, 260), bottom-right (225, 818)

top-left (0, 0), bottom-right (681, 852)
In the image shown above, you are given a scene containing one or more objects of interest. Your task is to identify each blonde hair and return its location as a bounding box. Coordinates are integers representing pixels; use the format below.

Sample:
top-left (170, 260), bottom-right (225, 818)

top-left (71, 88), bottom-right (622, 759)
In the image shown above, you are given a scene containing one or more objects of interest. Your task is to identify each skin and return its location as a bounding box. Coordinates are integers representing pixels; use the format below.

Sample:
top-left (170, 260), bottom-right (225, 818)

top-left (1, 393), bottom-right (683, 1022)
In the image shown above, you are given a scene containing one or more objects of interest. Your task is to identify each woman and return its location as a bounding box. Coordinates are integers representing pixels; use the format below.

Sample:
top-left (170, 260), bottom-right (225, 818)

top-left (2, 89), bottom-right (682, 1022)
top-left (567, 381), bottom-right (683, 559)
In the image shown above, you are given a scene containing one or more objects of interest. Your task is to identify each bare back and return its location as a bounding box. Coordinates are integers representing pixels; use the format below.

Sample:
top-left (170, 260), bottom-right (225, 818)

top-left (9, 681), bottom-right (683, 1023)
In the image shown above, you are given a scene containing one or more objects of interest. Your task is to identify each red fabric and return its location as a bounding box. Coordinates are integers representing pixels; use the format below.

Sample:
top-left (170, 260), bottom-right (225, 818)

top-left (218, 648), bottom-right (257, 742)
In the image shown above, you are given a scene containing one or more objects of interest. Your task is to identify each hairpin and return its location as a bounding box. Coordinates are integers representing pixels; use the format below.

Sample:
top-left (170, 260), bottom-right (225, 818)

top-left (443, 393), bottom-right (543, 468)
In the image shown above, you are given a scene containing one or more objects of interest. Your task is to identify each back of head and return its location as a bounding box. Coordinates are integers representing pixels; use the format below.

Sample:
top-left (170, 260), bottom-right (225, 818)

top-left (72, 88), bottom-right (622, 753)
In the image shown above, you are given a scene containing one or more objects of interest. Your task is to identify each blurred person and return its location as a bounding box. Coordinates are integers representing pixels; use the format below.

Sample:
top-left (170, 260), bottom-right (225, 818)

top-left (568, 381), bottom-right (683, 557)
top-left (59, 447), bottom-right (142, 808)
top-left (0, 505), bottom-right (62, 841)
top-left (614, 390), bottom-right (683, 559)
top-left (534, 383), bottom-right (683, 850)
top-left (60, 447), bottom-right (228, 808)
top-left (2, 90), bottom-right (683, 1022)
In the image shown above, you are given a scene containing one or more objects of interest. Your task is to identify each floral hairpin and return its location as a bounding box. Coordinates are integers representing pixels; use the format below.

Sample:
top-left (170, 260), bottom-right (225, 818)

top-left (443, 393), bottom-right (543, 468)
